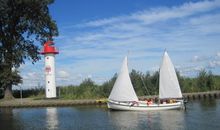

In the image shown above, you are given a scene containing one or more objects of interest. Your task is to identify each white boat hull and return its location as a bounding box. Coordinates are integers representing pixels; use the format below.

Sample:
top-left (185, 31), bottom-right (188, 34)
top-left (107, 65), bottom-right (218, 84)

top-left (107, 100), bottom-right (184, 111)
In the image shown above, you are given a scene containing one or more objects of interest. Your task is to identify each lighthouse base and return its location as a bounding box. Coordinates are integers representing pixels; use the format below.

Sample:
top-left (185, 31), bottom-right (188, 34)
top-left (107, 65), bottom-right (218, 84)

top-left (45, 96), bottom-right (57, 99)
top-left (45, 88), bottom-right (57, 98)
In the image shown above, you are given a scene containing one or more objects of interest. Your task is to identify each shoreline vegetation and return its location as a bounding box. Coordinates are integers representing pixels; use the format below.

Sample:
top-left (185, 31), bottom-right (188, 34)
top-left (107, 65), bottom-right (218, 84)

top-left (0, 91), bottom-right (220, 108)
top-left (1, 69), bottom-right (220, 100)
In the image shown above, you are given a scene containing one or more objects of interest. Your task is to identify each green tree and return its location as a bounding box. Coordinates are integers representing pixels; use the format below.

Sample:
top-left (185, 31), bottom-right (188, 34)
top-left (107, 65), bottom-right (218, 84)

top-left (79, 78), bottom-right (95, 87)
top-left (207, 70), bottom-right (214, 91)
top-left (142, 72), bottom-right (152, 95)
top-left (79, 78), bottom-right (98, 99)
top-left (197, 69), bottom-right (208, 91)
top-left (150, 71), bottom-right (159, 95)
top-left (100, 74), bottom-right (117, 97)
top-left (176, 70), bottom-right (184, 89)
top-left (213, 75), bottom-right (220, 90)
top-left (0, 0), bottom-right (58, 99)
top-left (130, 69), bottom-right (145, 96)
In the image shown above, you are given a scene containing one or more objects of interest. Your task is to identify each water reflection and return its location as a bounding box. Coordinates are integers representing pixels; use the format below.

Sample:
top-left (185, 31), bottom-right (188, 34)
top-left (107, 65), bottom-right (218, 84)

top-left (157, 110), bottom-right (185, 130)
top-left (0, 108), bottom-right (14, 130)
top-left (0, 99), bottom-right (220, 130)
top-left (46, 107), bottom-right (58, 130)
top-left (200, 99), bottom-right (217, 110)
top-left (108, 111), bottom-right (139, 129)
top-left (108, 110), bottom-right (185, 130)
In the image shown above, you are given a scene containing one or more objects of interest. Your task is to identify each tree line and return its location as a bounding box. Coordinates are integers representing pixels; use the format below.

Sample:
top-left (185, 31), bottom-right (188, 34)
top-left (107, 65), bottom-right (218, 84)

top-left (8, 69), bottom-right (220, 99)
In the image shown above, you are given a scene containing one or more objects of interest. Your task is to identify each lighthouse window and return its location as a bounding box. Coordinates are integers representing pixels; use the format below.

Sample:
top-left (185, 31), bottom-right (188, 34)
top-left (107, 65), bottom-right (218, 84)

top-left (48, 81), bottom-right (50, 84)
top-left (47, 57), bottom-right (49, 59)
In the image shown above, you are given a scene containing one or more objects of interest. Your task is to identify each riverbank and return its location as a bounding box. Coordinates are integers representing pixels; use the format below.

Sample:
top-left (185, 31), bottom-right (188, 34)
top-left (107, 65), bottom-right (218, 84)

top-left (1, 91), bottom-right (220, 108)
top-left (0, 98), bottom-right (105, 108)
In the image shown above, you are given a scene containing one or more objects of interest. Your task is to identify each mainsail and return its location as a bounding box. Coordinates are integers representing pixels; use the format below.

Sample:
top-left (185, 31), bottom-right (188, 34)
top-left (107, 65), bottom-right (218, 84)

top-left (159, 51), bottom-right (182, 99)
top-left (108, 56), bottom-right (138, 102)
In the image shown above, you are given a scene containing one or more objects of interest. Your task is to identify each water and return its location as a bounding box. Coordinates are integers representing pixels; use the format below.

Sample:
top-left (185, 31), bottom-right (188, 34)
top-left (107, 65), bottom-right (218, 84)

top-left (0, 99), bottom-right (220, 130)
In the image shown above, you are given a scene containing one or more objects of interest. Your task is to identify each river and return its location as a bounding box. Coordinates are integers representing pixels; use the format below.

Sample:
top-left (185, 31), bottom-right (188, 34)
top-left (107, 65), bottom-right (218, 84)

top-left (0, 99), bottom-right (220, 130)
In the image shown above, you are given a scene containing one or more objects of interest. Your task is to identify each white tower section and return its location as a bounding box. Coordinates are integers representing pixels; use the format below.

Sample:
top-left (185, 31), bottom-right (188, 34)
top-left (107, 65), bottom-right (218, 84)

top-left (45, 54), bottom-right (56, 98)
top-left (41, 40), bottom-right (59, 98)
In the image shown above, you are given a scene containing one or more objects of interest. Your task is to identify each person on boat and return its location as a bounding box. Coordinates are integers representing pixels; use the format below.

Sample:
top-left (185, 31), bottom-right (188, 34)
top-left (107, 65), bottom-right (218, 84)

top-left (167, 99), bottom-right (176, 104)
top-left (154, 98), bottom-right (158, 104)
top-left (149, 99), bottom-right (153, 105)
top-left (160, 99), bottom-right (164, 104)
top-left (130, 101), bottom-right (139, 106)
top-left (170, 99), bottom-right (176, 103)
top-left (145, 99), bottom-right (149, 105)
top-left (146, 99), bottom-right (153, 105)
top-left (161, 99), bottom-right (167, 104)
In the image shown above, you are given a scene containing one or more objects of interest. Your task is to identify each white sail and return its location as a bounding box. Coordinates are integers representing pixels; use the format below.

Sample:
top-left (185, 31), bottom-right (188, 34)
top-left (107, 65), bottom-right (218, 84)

top-left (108, 56), bottom-right (138, 102)
top-left (159, 51), bottom-right (182, 99)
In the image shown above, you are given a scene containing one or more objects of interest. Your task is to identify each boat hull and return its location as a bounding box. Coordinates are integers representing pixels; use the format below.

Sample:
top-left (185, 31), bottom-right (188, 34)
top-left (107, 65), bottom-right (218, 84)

top-left (107, 100), bottom-right (184, 111)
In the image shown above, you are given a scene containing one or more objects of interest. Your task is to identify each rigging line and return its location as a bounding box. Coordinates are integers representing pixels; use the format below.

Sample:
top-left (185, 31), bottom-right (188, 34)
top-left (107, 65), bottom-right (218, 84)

top-left (140, 76), bottom-right (151, 96)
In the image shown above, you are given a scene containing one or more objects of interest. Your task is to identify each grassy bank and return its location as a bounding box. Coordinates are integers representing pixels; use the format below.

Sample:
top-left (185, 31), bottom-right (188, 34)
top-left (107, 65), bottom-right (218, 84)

top-left (1, 91), bottom-right (220, 108)
top-left (0, 98), bottom-right (104, 108)
top-left (5, 69), bottom-right (220, 100)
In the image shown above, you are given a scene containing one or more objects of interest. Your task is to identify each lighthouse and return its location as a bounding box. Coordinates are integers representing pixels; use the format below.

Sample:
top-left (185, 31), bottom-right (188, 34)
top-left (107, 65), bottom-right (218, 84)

top-left (41, 40), bottom-right (59, 98)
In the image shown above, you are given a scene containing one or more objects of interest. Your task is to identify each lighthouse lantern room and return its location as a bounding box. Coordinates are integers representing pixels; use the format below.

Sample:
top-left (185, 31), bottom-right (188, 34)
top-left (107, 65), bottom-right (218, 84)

top-left (41, 40), bottom-right (59, 98)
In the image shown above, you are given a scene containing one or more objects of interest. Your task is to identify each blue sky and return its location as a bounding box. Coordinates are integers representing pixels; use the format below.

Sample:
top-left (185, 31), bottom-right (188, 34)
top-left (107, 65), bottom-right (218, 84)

top-left (18, 0), bottom-right (220, 89)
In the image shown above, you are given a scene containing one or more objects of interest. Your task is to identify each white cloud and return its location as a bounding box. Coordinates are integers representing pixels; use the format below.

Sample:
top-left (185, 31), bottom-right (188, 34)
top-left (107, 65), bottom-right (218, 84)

top-left (178, 65), bottom-right (205, 77)
top-left (217, 52), bottom-right (220, 58)
top-left (87, 74), bottom-right (92, 79)
top-left (80, 0), bottom-right (220, 28)
top-left (55, 0), bottom-right (220, 80)
top-left (19, 0), bottom-right (220, 88)
top-left (57, 70), bottom-right (70, 78)
top-left (192, 55), bottom-right (200, 62)
top-left (18, 71), bottom-right (44, 89)
top-left (191, 55), bottom-right (210, 62)
top-left (209, 60), bottom-right (220, 68)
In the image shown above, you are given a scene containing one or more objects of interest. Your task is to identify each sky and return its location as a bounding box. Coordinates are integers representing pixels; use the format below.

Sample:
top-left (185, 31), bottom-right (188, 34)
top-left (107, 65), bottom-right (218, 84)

top-left (18, 0), bottom-right (220, 89)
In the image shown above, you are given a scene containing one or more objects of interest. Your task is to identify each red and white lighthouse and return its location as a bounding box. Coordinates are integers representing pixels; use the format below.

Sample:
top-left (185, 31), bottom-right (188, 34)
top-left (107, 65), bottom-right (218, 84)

top-left (41, 40), bottom-right (59, 98)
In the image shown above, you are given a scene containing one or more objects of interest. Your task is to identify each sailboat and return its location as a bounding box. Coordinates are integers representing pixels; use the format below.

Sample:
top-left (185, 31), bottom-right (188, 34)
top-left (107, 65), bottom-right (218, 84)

top-left (107, 51), bottom-right (184, 111)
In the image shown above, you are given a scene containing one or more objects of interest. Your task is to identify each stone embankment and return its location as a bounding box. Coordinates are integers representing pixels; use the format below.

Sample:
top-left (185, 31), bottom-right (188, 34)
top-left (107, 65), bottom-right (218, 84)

top-left (139, 91), bottom-right (220, 100)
